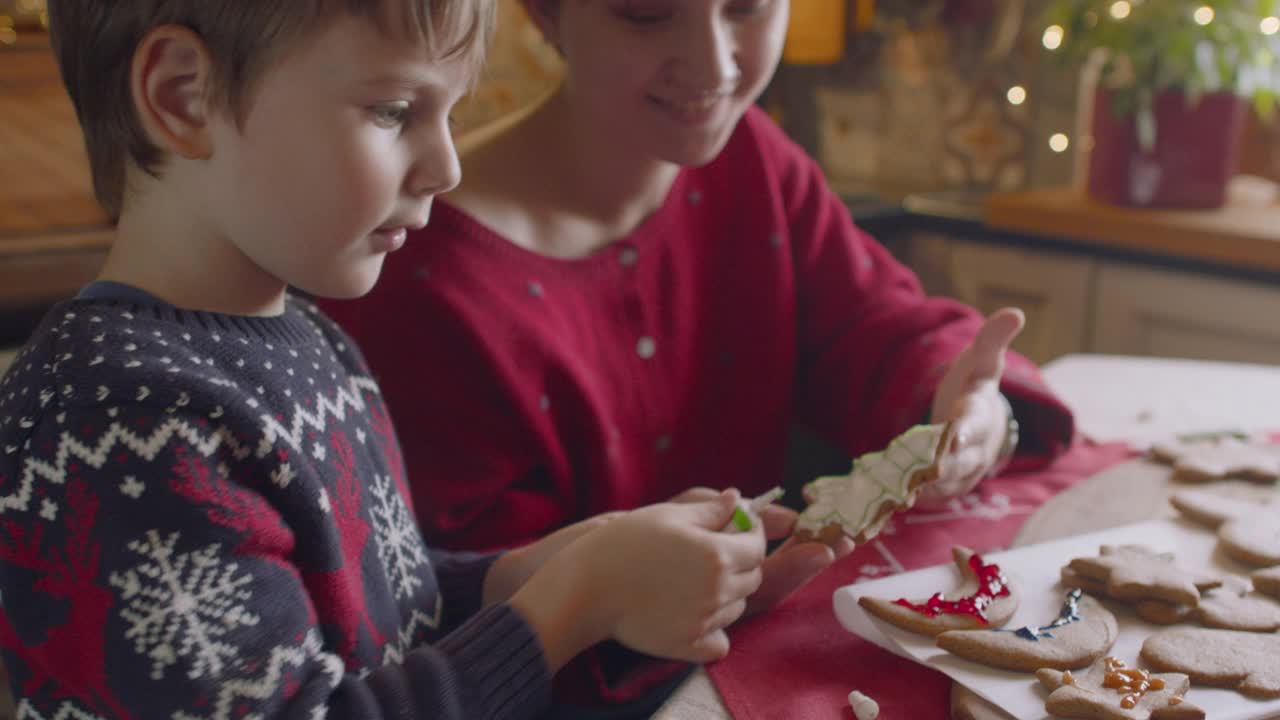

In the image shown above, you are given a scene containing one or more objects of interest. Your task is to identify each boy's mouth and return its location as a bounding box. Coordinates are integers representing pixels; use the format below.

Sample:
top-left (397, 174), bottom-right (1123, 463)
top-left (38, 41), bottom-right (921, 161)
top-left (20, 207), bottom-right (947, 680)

top-left (370, 227), bottom-right (408, 252)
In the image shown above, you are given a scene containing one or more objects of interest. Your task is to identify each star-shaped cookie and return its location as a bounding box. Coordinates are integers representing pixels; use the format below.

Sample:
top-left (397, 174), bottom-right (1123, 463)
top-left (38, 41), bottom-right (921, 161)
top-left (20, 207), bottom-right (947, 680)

top-left (1065, 545), bottom-right (1221, 607)
top-left (1037, 656), bottom-right (1204, 720)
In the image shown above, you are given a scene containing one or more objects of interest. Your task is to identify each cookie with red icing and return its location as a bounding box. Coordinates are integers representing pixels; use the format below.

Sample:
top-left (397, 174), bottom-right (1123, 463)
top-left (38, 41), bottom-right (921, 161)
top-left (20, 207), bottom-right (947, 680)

top-left (858, 546), bottom-right (1018, 637)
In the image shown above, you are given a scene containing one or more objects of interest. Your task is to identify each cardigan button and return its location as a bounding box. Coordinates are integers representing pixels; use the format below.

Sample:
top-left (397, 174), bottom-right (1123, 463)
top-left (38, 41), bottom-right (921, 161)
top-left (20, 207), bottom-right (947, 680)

top-left (636, 337), bottom-right (656, 359)
top-left (619, 246), bottom-right (639, 267)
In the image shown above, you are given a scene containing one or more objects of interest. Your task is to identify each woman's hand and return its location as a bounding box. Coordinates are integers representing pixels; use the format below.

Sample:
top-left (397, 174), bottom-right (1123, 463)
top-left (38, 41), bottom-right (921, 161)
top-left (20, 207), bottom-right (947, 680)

top-left (919, 307), bottom-right (1024, 507)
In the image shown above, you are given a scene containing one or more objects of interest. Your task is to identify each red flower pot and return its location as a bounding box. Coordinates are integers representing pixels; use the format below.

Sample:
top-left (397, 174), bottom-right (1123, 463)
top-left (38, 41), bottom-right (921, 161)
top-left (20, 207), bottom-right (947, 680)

top-left (1087, 87), bottom-right (1247, 208)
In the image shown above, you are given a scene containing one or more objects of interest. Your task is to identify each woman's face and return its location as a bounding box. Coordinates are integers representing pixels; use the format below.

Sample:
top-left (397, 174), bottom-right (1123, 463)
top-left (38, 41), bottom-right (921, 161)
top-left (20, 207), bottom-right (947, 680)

top-left (548, 0), bottom-right (788, 167)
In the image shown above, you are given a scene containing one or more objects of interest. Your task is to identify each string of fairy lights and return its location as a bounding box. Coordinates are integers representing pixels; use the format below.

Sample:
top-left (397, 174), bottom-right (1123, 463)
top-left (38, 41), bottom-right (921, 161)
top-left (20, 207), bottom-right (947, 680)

top-left (1016, 3), bottom-right (1280, 155)
top-left (0, 0), bottom-right (47, 45)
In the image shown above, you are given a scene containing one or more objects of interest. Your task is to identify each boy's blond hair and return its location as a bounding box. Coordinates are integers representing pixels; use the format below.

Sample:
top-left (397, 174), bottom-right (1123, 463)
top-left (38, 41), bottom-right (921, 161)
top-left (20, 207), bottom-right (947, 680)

top-left (47, 0), bottom-right (495, 220)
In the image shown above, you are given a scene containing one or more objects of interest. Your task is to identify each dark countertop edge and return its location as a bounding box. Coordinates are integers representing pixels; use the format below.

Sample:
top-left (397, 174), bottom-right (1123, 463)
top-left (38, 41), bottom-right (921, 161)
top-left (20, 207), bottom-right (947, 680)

top-left (842, 193), bottom-right (1280, 287)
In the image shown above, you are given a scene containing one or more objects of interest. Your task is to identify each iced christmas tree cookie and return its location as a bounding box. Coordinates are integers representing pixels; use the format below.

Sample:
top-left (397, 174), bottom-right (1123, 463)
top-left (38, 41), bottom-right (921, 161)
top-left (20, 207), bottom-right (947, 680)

top-left (794, 422), bottom-right (954, 545)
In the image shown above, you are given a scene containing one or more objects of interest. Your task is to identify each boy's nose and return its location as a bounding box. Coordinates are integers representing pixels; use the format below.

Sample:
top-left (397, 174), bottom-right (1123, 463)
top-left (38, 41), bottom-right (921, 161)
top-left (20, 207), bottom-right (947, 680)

top-left (409, 132), bottom-right (462, 198)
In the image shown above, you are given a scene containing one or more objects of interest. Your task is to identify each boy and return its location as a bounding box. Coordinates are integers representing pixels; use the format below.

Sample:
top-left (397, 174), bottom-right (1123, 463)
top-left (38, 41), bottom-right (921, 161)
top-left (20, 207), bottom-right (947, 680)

top-left (0, 2), bottom-right (766, 718)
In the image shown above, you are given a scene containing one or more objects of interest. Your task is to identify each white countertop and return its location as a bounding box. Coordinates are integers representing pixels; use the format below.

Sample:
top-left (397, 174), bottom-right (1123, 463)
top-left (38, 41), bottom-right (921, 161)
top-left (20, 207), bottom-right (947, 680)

top-left (1040, 353), bottom-right (1280, 448)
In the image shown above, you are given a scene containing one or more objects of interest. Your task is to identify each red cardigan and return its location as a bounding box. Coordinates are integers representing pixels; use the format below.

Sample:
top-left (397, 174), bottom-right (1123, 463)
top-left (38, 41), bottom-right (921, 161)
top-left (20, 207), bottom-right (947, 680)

top-left (324, 107), bottom-right (1073, 552)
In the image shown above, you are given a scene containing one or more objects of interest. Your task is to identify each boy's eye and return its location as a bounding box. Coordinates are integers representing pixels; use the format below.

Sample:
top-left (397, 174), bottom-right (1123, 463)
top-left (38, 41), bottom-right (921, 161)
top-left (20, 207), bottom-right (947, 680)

top-left (370, 102), bottom-right (412, 128)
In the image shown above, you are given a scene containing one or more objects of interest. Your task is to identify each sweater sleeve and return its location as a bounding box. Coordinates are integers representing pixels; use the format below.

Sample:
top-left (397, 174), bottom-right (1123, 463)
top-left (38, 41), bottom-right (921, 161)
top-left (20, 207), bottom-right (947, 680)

top-left (748, 111), bottom-right (1073, 465)
top-left (0, 404), bottom-right (549, 720)
top-left (429, 548), bottom-right (503, 630)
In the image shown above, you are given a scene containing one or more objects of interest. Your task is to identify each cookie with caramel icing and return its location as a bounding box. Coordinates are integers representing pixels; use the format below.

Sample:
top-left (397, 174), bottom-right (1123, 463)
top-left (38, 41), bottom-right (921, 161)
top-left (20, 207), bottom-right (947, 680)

top-left (1037, 656), bottom-right (1204, 720)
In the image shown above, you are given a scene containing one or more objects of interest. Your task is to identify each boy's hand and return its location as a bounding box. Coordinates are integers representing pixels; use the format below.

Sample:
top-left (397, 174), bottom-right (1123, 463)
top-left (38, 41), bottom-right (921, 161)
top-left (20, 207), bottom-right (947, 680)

top-left (670, 487), bottom-right (855, 616)
top-left (920, 308), bottom-right (1024, 506)
top-left (483, 511), bottom-right (622, 605)
top-left (593, 490), bottom-right (765, 662)
top-left (511, 489), bottom-right (765, 669)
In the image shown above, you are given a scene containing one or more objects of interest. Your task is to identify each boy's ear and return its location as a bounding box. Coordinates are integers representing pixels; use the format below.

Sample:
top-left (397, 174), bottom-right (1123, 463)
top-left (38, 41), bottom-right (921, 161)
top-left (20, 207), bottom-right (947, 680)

top-left (521, 0), bottom-right (562, 54)
top-left (130, 25), bottom-right (216, 160)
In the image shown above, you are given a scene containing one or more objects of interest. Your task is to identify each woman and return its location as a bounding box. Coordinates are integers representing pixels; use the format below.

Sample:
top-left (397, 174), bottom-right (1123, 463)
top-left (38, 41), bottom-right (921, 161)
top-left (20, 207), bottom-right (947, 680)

top-left (323, 0), bottom-right (1073, 711)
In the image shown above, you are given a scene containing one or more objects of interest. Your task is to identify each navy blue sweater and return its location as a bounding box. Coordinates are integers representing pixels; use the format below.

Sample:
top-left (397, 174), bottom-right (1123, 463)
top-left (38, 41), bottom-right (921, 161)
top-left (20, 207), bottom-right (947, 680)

top-left (0, 292), bottom-right (550, 719)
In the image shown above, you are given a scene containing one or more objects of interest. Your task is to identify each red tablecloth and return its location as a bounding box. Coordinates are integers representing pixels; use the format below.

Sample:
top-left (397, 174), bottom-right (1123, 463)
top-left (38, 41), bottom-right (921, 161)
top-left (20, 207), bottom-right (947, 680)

top-left (707, 438), bottom-right (1136, 719)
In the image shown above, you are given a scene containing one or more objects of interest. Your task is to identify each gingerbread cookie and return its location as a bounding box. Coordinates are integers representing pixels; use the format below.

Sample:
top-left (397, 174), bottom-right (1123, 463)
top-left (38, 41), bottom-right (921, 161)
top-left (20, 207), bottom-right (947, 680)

top-left (1037, 657), bottom-right (1204, 720)
top-left (1193, 577), bottom-right (1280, 632)
top-left (1059, 566), bottom-right (1111, 598)
top-left (1131, 600), bottom-right (1193, 626)
top-left (1252, 565), bottom-right (1280, 600)
top-left (1129, 576), bottom-right (1280, 631)
top-left (1065, 545), bottom-right (1221, 607)
top-left (1170, 490), bottom-right (1280, 567)
top-left (1149, 436), bottom-right (1280, 484)
top-left (936, 588), bottom-right (1118, 672)
top-left (858, 546), bottom-right (1017, 637)
top-left (794, 423), bottom-right (954, 545)
top-left (1141, 627), bottom-right (1280, 699)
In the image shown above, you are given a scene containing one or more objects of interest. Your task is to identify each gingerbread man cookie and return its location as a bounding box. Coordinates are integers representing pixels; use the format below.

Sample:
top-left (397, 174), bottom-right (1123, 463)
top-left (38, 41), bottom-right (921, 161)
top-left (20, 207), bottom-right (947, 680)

top-left (936, 588), bottom-right (1119, 672)
top-left (1149, 436), bottom-right (1280, 484)
top-left (1129, 576), bottom-right (1280, 631)
top-left (858, 546), bottom-right (1017, 636)
top-left (1252, 565), bottom-right (1280, 600)
top-left (1141, 627), bottom-right (1280, 699)
top-left (1065, 545), bottom-right (1221, 607)
top-left (1037, 656), bottom-right (1204, 720)
top-left (1170, 490), bottom-right (1280, 567)
top-left (794, 423), bottom-right (954, 545)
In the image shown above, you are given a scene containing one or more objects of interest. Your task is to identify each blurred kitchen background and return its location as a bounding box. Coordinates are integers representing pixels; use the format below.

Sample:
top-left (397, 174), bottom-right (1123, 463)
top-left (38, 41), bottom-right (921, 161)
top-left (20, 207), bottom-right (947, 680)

top-left (5, 0), bottom-right (1280, 368)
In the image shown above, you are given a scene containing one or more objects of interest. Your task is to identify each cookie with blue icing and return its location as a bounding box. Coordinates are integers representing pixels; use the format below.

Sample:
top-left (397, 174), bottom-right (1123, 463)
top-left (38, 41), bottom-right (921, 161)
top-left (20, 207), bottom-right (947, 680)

top-left (936, 588), bottom-right (1119, 672)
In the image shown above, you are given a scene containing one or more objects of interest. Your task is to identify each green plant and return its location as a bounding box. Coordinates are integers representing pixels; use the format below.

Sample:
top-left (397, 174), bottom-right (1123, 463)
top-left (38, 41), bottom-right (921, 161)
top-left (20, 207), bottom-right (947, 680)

top-left (1043, 0), bottom-right (1280, 147)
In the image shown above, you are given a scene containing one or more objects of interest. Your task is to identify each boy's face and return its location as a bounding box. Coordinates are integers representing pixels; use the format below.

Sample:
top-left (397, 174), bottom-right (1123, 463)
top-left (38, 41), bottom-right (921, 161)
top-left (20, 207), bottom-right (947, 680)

top-left (205, 12), bottom-right (468, 299)
top-left (552, 0), bottom-right (787, 168)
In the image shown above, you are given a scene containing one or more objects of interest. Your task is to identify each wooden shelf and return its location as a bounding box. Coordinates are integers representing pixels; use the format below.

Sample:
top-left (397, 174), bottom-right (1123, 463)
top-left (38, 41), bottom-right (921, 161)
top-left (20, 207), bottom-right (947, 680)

top-left (0, 36), bottom-right (111, 312)
top-left (985, 188), bottom-right (1280, 275)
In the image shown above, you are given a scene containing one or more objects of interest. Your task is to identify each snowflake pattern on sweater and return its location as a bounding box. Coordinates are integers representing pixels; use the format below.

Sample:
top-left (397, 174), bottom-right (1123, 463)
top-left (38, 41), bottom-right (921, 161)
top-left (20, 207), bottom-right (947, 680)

top-left (0, 295), bottom-right (549, 719)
